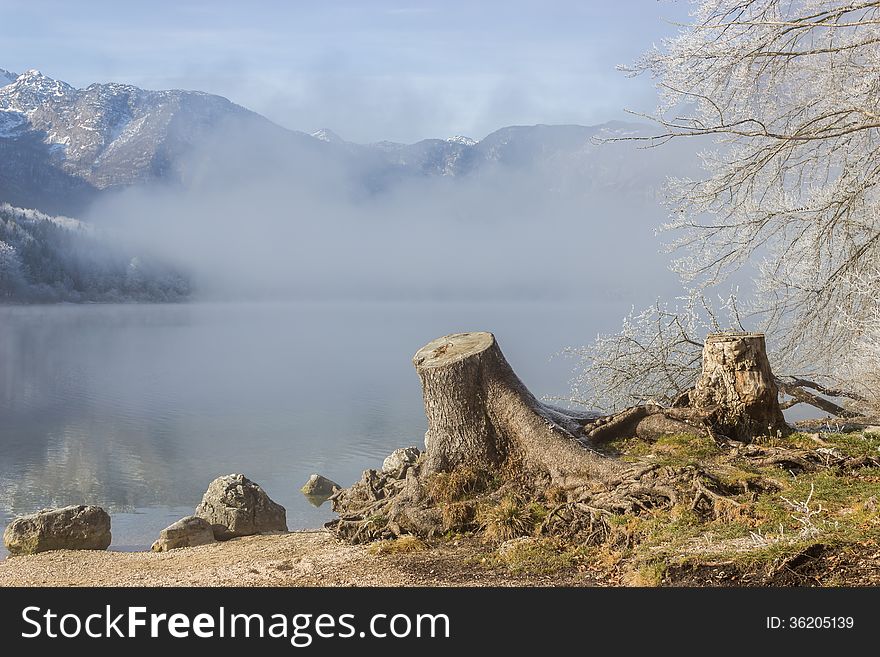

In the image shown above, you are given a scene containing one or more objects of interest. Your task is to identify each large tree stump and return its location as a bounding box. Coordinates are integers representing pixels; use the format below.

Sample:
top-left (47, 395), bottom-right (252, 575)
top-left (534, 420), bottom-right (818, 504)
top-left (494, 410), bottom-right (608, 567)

top-left (690, 333), bottom-right (787, 441)
top-left (413, 332), bottom-right (622, 486)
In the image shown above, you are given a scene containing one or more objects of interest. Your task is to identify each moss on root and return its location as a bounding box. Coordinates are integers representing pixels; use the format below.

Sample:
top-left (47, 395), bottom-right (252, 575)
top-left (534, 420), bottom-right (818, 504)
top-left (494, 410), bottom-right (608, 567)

top-left (356, 430), bottom-right (880, 585)
top-left (587, 431), bottom-right (880, 583)
top-left (532, 431), bottom-right (877, 582)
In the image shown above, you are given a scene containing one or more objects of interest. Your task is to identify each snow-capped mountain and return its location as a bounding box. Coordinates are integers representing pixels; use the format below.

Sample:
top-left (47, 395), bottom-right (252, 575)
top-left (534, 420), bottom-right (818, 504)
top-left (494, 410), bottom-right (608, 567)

top-left (0, 67), bottom-right (693, 216)
top-left (0, 69), bottom-right (288, 213)
top-left (310, 128), bottom-right (345, 143)
top-left (0, 69), bottom-right (16, 86)
top-left (0, 69), bottom-right (272, 186)
top-left (0, 68), bottom-right (705, 303)
top-left (446, 135), bottom-right (477, 146)
top-left (343, 121), bottom-right (684, 189)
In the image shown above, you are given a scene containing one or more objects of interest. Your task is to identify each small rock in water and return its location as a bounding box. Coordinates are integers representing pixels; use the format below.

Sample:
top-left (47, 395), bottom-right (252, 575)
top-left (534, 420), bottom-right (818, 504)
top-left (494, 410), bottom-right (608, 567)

top-left (195, 474), bottom-right (288, 540)
top-left (300, 473), bottom-right (341, 499)
top-left (151, 515), bottom-right (216, 552)
top-left (3, 505), bottom-right (111, 556)
top-left (382, 446), bottom-right (420, 477)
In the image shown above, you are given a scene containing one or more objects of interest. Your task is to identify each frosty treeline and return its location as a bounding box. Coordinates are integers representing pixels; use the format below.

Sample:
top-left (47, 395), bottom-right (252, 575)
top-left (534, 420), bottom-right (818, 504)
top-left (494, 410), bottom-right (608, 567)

top-left (0, 204), bottom-right (189, 302)
top-left (572, 0), bottom-right (880, 414)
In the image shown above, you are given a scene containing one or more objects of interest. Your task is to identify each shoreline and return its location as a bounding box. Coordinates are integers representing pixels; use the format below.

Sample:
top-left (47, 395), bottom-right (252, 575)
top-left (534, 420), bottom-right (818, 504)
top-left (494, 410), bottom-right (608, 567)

top-left (0, 530), bottom-right (602, 587)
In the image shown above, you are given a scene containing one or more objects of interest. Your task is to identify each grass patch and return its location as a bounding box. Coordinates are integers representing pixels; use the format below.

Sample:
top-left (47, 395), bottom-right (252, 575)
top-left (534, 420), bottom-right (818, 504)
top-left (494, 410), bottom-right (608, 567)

top-left (753, 470), bottom-right (880, 524)
top-left (753, 430), bottom-right (880, 458)
top-left (420, 431), bottom-right (880, 584)
top-left (752, 431), bottom-right (821, 450)
top-left (487, 537), bottom-right (591, 575)
top-left (441, 500), bottom-right (477, 532)
top-left (369, 535), bottom-right (427, 555)
top-left (625, 560), bottom-right (668, 587)
top-left (428, 466), bottom-right (496, 533)
top-left (573, 432), bottom-right (880, 578)
top-left (479, 496), bottom-right (547, 543)
top-left (821, 431), bottom-right (880, 458)
top-left (653, 433), bottom-right (724, 462)
top-left (604, 432), bottom-right (723, 467)
top-left (633, 462), bottom-right (880, 572)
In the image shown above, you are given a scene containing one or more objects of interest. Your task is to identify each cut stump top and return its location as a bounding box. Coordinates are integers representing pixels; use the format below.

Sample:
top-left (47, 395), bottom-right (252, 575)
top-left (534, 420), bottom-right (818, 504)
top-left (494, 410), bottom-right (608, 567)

top-left (413, 332), bottom-right (495, 369)
top-left (704, 332), bottom-right (765, 343)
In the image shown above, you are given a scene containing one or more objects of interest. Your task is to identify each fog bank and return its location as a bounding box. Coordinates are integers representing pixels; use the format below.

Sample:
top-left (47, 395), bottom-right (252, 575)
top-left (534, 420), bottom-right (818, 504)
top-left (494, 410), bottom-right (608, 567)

top-left (86, 119), bottom-right (690, 306)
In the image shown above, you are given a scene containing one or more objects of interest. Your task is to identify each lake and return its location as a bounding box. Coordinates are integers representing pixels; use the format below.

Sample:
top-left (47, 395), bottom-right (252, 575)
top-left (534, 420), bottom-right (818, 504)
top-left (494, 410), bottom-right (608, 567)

top-left (0, 299), bottom-right (619, 556)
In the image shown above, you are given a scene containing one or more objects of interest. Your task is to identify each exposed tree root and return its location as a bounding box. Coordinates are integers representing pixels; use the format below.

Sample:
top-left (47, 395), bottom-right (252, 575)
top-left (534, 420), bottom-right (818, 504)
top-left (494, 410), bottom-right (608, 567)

top-left (580, 405), bottom-right (712, 443)
top-left (327, 331), bottom-right (877, 550)
top-left (327, 437), bottom-right (880, 545)
top-left (737, 444), bottom-right (880, 474)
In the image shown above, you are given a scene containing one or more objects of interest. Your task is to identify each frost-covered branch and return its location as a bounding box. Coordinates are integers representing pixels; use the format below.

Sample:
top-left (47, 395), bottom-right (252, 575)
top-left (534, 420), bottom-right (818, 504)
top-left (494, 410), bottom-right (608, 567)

top-left (567, 292), bottom-right (743, 412)
top-left (568, 289), bottom-right (868, 416)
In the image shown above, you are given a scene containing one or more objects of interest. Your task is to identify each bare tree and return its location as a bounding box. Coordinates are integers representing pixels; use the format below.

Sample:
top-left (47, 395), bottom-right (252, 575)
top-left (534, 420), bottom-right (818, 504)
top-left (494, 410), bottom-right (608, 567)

top-left (574, 0), bottom-right (880, 415)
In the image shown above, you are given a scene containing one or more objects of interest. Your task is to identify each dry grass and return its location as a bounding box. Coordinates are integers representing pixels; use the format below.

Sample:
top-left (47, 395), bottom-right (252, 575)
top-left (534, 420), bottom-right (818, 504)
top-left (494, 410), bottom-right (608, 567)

top-left (367, 535), bottom-right (427, 556)
top-left (595, 431), bottom-right (880, 580)
top-left (478, 496), bottom-right (546, 543)
top-left (624, 561), bottom-right (667, 587)
top-left (483, 537), bottom-right (592, 575)
top-left (441, 501), bottom-right (476, 532)
top-left (427, 466), bottom-right (493, 504)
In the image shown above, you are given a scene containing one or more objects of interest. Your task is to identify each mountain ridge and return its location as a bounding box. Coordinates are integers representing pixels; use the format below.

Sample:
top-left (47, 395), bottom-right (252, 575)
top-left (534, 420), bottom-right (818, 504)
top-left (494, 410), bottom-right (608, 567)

top-left (0, 67), bottom-right (663, 215)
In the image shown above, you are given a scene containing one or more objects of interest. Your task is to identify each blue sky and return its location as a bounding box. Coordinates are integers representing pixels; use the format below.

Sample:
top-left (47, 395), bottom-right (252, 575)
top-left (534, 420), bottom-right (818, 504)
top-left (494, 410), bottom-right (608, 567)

top-left (0, 0), bottom-right (690, 142)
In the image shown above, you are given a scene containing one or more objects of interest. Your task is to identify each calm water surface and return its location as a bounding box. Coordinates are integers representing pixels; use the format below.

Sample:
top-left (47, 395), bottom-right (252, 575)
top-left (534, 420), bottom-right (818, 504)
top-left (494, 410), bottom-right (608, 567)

top-left (0, 300), bottom-right (614, 556)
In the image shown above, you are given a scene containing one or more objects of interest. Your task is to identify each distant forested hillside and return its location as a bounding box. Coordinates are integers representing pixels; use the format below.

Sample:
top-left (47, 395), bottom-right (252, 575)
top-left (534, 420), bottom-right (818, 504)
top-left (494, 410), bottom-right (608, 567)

top-left (0, 204), bottom-right (189, 302)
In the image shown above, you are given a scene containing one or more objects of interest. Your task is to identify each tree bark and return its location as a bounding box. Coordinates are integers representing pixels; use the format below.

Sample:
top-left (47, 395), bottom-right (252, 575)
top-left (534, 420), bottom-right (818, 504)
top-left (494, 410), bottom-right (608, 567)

top-left (690, 333), bottom-right (788, 441)
top-left (413, 332), bottom-right (623, 486)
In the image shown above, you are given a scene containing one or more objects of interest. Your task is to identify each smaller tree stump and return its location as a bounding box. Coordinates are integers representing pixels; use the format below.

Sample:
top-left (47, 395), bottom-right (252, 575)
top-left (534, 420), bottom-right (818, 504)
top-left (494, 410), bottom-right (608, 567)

top-left (691, 332), bottom-right (787, 441)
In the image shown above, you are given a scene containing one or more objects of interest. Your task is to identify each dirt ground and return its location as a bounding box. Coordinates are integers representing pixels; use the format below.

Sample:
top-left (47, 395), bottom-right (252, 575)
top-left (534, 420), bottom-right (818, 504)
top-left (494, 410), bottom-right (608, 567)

top-left (0, 530), bottom-right (601, 587)
top-left (2, 529), bottom-right (878, 587)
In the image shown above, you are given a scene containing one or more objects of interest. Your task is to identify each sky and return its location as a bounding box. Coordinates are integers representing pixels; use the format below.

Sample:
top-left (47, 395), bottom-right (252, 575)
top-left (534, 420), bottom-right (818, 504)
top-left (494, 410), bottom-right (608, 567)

top-left (0, 0), bottom-right (691, 143)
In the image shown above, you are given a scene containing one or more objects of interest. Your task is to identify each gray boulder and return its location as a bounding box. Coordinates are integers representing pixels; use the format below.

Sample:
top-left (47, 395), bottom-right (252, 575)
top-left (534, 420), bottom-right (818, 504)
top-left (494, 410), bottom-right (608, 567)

top-left (151, 515), bottom-right (216, 552)
top-left (3, 505), bottom-right (111, 556)
top-left (195, 474), bottom-right (287, 540)
top-left (382, 446), bottom-right (421, 476)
